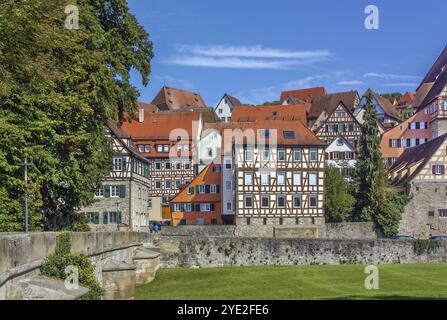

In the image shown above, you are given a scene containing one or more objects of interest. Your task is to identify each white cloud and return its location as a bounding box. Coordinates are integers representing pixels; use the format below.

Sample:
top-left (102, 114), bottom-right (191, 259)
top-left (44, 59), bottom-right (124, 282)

top-left (382, 83), bottom-right (419, 87)
top-left (363, 72), bottom-right (421, 80)
top-left (338, 80), bottom-right (366, 85)
top-left (165, 44), bottom-right (331, 70)
top-left (176, 44), bottom-right (331, 59)
top-left (153, 75), bottom-right (195, 89)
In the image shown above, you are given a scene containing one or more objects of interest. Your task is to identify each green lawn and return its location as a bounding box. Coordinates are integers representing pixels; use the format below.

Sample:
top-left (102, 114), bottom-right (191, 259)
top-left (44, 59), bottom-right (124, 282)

top-left (135, 263), bottom-right (447, 300)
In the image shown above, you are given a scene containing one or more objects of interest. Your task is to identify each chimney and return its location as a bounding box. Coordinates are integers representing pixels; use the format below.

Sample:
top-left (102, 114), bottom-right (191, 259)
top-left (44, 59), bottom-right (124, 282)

top-left (139, 109), bottom-right (144, 123)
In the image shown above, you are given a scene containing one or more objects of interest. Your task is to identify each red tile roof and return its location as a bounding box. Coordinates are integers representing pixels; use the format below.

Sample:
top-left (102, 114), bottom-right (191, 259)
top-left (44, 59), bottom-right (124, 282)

top-left (309, 91), bottom-right (359, 119)
top-left (120, 111), bottom-right (201, 139)
top-left (225, 94), bottom-right (242, 107)
top-left (151, 86), bottom-right (207, 111)
top-left (279, 87), bottom-right (327, 104)
top-left (230, 104), bottom-right (307, 124)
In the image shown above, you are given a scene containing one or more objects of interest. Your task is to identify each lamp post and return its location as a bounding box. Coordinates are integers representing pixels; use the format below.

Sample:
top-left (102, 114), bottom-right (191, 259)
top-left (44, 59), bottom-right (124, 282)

top-left (24, 157), bottom-right (29, 234)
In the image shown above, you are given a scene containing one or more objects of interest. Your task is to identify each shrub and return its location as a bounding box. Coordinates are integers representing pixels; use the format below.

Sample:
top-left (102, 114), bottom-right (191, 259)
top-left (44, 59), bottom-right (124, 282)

top-left (41, 232), bottom-right (104, 300)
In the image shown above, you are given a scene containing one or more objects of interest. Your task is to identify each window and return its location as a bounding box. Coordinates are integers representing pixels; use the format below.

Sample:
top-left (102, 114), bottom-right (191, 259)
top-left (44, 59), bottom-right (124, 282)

top-left (198, 185), bottom-right (206, 194)
top-left (440, 209), bottom-right (447, 218)
top-left (176, 144), bottom-right (182, 152)
top-left (278, 149), bottom-right (286, 161)
top-left (165, 162), bottom-right (171, 170)
top-left (226, 202), bottom-right (232, 211)
top-left (200, 204), bottom-right (211, 212)
top-left (261, 195), bottom-right (269, 208)
top-left (309, 149), bottom-right (318, 162)
top-left (212, 166), bottom-right (221, 173)
top-left (433, 165), bottom-right (445, 175)
top-left (210, 184), bottom-right (217, 193)
top-left (245, 149), bottom-right (253, 162)
top-left (260, 129), bottom-right (271, 138)
top-left (138, 145), bottom-right (144, 152)
top-left (309, 195), bottom-right (317, 208)
top-left (163, 145), bottom-right (169, 153)
top-left (428, 211), bottom-right (435, 217)
top-left (244, 195), bottom-right (253, 208)
top-left (277, 195), bottom-right (285, 208)
top-left (309, 172), bottom-right (318, 186)
top-left (293, 172), bottom-right (301, 186)
top-left (183, 144), bottom-right (189, 152)
top-left (218, 109), bottom-right (223, 114)
top-left (111, 186), bottom-right (120, 197)
top-left (184, 162), bottom-right (191, 170)
top-left (284, 130), bottom-right (295, 139)
top-left (293, 195), bottom-right (302, 208)
top-left (294, 149), bottom-right (301, 161)
top-left (185, 203), bottom-right (192, 212)
top-left (244, 172), bottom-right (253, 185)
top-left (207, 147), bottom-right (213, 157)
top-left (261, 173), bottom-right (269, 186)
top-left (262, 148), bottom-right (269, 161)
top-left (225, 159), bottom-right (232, 169)
top-left (442, 100), bottom-right (447, 111)
top-left (336, 139), bottom-right (344, 146)
top-left (175, 162), bottom-right (181, 170)
top-left (113, 157), bottom-right (123, 171)
top-left (144, 145), bottom-right (151, 153)
top-left (187, 187), bottom-right (194, 195)
top-left (277, 172), bottom-right (285, 185)
top-left (155, 162), bottom-right (161, 170)
top-left (155, 180), bottom-right (161, 189)
top-left (225, 180), bottom-right (232, 191)
top-left (165, 180), bottom-right (171, 189)
top-left (175, 180), bottom-right (181, 189)
top-left (94, 187), bottom-right (104, 197)
top-left (156, 145), bottom-right (163, 153)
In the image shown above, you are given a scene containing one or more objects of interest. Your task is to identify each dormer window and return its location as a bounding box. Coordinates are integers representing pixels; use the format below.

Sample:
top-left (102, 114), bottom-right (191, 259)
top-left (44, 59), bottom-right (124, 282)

top-left (260, 129), bottom-right (271, 139)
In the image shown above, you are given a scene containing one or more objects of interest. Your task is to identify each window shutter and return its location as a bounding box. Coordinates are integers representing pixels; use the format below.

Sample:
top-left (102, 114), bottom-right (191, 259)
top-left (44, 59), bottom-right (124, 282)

top-left (324, 152), bottom-right (328, 160)
top-left (195, 204), bottom-right (200, 212)
top-left (120, 185), bottom-right (126, 198)
top-left (117, 212), bottom-right (122, 224)
top-left (389, 139), bottom-right (392, 148)
top-left (210, 203), bottom-right (215, 212)
top-left (122, 157), bottom-right (127, 171)
top-left (216, 185), bottom-right (220, 193)
top-left (103, 212), bottom-right (108, 224)
top-left (104, 185), bottom-right (110, 198)
top-left (442, 165), bottom-right (446, 175)
top-left (94, 212), bottom-right (99, 224)
top-left (205, 185), bottom-right (210, 193)
top-left (432, 165), bottom-right (436, 174)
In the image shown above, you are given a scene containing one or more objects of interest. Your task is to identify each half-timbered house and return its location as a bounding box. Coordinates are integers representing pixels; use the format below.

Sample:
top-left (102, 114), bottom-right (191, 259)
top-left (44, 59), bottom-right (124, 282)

top-left (233, 120), bottom-right (326, 226)
top-left (389, 133), bottom-right (447, 238)
top-left (80, 120), bottom-right (151, 231)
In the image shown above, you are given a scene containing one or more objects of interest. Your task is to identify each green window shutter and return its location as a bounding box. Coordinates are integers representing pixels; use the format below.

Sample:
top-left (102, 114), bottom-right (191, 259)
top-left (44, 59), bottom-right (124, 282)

top-left (122, 157), bottom-right (127, 172)
top-left (117, 212), bottom-right (122, 224)
top-left (104, 185), bottom-right (110, 198)
top-left (94, 212), bottom-right (99, 224)
top-left (103, 212), bottom-right (108, 224)
top-left (119, 185), bottom-right (126, 198)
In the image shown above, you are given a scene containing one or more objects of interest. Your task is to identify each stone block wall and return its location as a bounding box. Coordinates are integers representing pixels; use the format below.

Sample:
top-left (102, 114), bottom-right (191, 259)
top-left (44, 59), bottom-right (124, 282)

top-left (159, 237), bottom-right (447, 268)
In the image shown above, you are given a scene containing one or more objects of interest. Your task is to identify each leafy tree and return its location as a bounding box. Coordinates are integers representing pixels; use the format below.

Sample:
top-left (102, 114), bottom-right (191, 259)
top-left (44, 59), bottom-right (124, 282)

top-left (353, 93), bottom-right (387, 221)
top-left (376, 194), bottom-right (411, 238)
top-left (324, 165), bottom-right (355, 223)
top-left (0, 0), bottom-right (153, 230)
top-left (262, 101), bottom-right (280, 106)
top-left (381, 92), bottom-right (402, 102)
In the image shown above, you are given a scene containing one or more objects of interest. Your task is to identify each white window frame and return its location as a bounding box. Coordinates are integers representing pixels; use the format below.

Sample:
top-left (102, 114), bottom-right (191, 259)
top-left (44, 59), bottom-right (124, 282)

top-left (261, 173), bottom-right (269, 186)
top-left (293, 195), bottom-right (302, 208)
top-left (225, 180), bottom-right (232, 191)
top-left (294, 149), bottom-right (302, 161)
top-left (198, 185), bottom-right (206, 194)
top-left (260, 195), bottom-right (269, 208)
top-left (293, 172), bottom-right (301, 186)
top-left (111, 186), bottom-right (120, 198)
top-left (309, 149), bottom-right (318, 162)
top-left (94, 187), bottom-right (104, 198)
top-left (210, 184), bottom-right (217, 194)
top-left (277, 195), bottom-right (286, 208)
top-left (309, 195), bottom-right (318, 208)
top-left (245, 149), bottom-right (253, 162)
top-left (244, 172), bottom-right (253, 185)
top-left (309, 172), bottom-right (318, 186)
top-left (278, 149), bottom-right (286, 161)
top-left (113, 157), bottom-right (122, 171)
top-left (244, 195), bottom-right (253, 208)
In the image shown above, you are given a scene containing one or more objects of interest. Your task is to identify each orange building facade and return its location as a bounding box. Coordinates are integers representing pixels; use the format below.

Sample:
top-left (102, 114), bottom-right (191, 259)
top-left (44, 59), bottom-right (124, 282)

top-left (170, 163), bottom-right (222, 226)
top-left (381, 110), bottom-right (431, 166)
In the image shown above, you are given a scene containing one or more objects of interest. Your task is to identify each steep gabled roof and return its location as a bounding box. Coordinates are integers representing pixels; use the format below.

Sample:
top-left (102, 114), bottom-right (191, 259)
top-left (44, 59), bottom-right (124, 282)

top-left (231, 104), bottom-right (307, 124)
top-left (412, 83), bottom-right (434, 109)
top-left (309, 91), bottom-right (359, 119)
top-left (418, 43), bottom-right (447, 90)
top-left (418, 69), bottom-right (447, 110)
top-left (395, 92), bottom-right (415, 109)
top-left (361, 88), bottom-right (401, 120)
top-left (389, 133), bottom-right (447, 186)
top-left (225, 94), bottom-right (241, 107)
top-left (137, 102), bottom-right (159, 113)
top-left (151, 86), bottom-right (207, 111)
top-left (279, 87), bottom-right (327, 104)
top-left (313, 100), bottom-right (363, 134)
top-left (106, 119), bottom-right (150, 163)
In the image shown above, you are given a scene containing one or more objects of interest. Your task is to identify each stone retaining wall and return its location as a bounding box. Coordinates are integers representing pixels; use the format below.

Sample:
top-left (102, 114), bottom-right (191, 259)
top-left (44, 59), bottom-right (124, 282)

top-left (160, 222), bottom-right (379, 239)
top-left (160, 237), bottom-right (447, 268)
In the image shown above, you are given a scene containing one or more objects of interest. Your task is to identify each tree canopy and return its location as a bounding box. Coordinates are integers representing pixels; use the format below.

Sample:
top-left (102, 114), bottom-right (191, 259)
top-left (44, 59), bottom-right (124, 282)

top-left (0, 0), bottom-right (154, 230)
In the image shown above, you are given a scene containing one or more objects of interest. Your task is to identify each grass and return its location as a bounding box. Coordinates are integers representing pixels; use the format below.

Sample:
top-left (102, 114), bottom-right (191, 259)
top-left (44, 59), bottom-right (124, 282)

top-left (135, 263), bottom-right (447, 300)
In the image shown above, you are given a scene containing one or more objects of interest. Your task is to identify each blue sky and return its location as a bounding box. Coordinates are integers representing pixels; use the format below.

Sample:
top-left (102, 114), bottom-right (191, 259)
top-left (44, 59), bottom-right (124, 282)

top-left (128, 0), bottom-right (447, 106)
